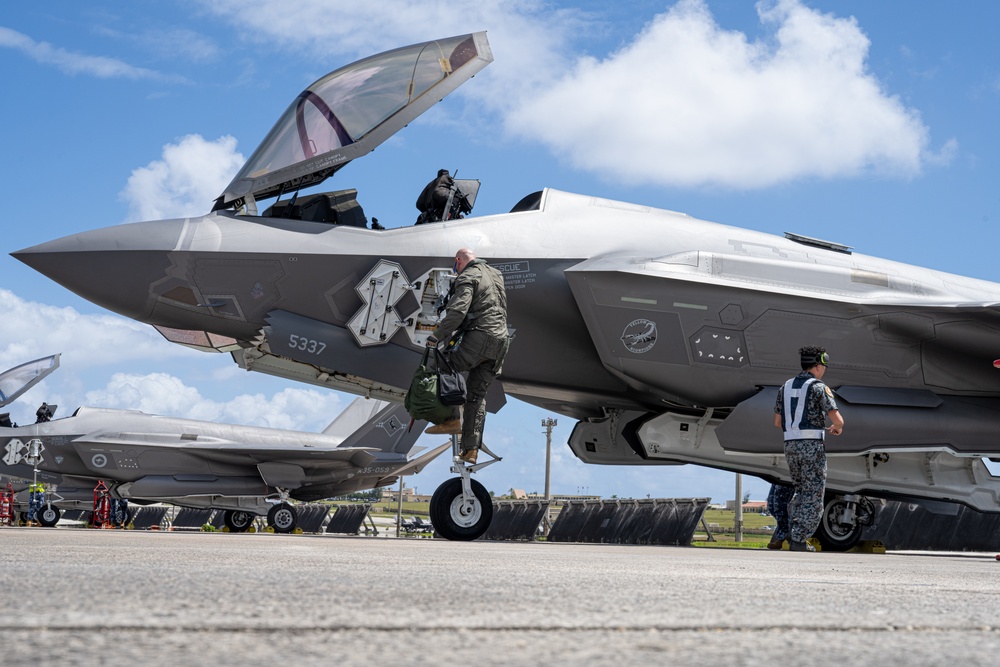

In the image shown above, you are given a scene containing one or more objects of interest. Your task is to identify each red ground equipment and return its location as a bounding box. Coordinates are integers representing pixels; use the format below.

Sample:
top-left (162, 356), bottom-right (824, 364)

top-left (0, 482), bottom-right (15, 526)
top-left (92, 480), bottom-right (111, 528)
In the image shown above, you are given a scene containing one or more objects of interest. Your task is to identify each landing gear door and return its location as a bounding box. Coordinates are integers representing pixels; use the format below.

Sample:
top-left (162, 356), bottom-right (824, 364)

top-left (346, 260), bottom-right (455, 348)
top-left (404, 267), bottom-right (455, 346)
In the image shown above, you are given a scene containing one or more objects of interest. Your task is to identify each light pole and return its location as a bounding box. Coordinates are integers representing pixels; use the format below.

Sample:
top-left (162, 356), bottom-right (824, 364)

top-left (396, 477), bottom-right (403, 538)
top-left (735, 473), bottom-right (744, 542)
top-left (541, 417), bottom-right (557, 534)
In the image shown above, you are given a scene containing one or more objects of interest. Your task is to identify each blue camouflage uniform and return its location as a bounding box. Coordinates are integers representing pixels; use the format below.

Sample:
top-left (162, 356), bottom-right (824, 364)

top-left (27, 482), bottom-right (45, 524)
top-left (774, 371), bottom-right (838, 543)
top-left (766, 483), bottom-right (794, 542)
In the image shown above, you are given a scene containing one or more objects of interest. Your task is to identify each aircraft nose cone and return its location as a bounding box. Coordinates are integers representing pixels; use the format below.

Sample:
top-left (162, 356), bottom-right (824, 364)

top-left (12, 219), bottom-right (186, 323)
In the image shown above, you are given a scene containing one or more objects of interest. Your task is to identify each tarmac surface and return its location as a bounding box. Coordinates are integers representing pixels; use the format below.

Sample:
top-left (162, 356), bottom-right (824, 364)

top-left (2, 528), bottom-right (1000, 666)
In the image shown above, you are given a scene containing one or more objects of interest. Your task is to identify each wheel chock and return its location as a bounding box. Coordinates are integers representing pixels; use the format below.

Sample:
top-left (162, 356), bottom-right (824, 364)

top-left (849, 540), bottom-right (886, 554)
top-left (780, 538), bottom-right (821, 551)
top-left (293, 527), bottom-right (303, 535)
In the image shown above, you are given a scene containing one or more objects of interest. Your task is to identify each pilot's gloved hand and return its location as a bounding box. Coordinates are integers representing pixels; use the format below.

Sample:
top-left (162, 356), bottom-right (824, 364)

top-left (426, 335), bottom-right (439, 348)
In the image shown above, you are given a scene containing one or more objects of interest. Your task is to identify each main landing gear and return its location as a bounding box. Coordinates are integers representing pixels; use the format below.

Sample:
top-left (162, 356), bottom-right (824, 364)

top-left (223, 504), bottom-right (295, 534)
top-left (267, 502), bottom-right (298, 533)
top-left (223, 510), bottom-right (255, 533)
top-left (429, 435), bottom-right (500, 541)
top-left (814, 493), bottom-right (875, 552)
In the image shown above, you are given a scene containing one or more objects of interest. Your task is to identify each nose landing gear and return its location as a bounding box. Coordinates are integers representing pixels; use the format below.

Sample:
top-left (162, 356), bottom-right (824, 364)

top-left (815, 494), bottom-right (875, 551)
top-left (223, 509), bottom-right (255, 533)
top-left (428, 435), bottom-right (500, 541)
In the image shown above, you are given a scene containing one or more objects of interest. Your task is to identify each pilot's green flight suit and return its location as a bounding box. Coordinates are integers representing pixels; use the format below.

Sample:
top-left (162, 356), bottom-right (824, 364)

top-left (434, 259), bottom-right (509, 453)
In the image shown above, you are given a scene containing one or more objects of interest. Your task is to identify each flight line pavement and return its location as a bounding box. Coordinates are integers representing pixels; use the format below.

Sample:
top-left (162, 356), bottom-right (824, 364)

top-left (2, 528), bottom-right (999, 666)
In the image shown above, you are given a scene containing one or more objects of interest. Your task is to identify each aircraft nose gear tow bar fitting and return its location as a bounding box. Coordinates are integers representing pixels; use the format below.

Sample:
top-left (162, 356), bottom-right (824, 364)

top-left (428, 434), bottom-right (500, 541)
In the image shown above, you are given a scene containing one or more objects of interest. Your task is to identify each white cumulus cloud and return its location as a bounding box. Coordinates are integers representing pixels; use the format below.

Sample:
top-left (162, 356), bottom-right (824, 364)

top-left (119, 134), bottom-right (245, 221)
top-left (193, 0), bottom-right (581, 119)
top-left (0, 289), bottom-right (184, 373)
top-left (0, 25), bottom-right (166, 80)
top-left (506, 0), bottom-right (939, 188)
top-left (192, 0), bottom-right (950, 190)
top-left (83, 373), bottom-right (345, 432)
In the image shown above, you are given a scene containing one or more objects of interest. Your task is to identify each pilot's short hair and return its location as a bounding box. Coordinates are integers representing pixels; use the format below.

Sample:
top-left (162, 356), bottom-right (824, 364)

top-left (438, 169), bottom-right (449, 176)
top-left (799, 345), bottom-right (829, 370)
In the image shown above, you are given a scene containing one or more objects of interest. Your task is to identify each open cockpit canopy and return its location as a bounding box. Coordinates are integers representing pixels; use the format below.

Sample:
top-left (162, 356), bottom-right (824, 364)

top-left (214, 32), bottom-right (492, 211)
top-left (0, 354), bottom-right (60, 408)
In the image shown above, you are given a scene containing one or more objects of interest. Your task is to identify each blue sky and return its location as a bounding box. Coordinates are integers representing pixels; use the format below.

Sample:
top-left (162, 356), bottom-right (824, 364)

top-left (2, 1), bottom-right (999, 503)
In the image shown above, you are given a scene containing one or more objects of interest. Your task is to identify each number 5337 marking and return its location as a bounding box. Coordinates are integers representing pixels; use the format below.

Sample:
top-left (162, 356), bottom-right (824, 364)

top-left (289, 334), bottom-right (327, 355)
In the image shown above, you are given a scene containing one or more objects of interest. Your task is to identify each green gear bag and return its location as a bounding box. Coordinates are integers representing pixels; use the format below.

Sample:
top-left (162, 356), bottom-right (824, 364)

top-left (404, 349), bottom-right (455, 424)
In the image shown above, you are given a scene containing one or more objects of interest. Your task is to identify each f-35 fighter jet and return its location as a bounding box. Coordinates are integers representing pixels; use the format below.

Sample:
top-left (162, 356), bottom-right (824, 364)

top-left (15, 32), bottom-right (1000, 547)
top-left (0, 355), bottom-right (445, 532)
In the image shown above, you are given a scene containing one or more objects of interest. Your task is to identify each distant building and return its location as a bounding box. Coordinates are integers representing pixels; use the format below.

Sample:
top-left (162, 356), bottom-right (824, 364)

top-left (386, 488), bottom-right (432, 503)
top-left (725, 500), bottom-right (768, 513)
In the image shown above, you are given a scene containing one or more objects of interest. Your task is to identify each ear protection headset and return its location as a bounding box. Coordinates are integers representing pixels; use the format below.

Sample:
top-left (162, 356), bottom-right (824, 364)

top-left (801, 351), bottom-right (829, 367)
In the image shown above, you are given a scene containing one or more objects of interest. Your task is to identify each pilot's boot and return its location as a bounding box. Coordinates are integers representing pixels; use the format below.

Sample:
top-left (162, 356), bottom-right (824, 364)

top-left (766, 535), bottom-right (785, 550)
top-left (458, 448), bottom-right (479, 465)
top-left (425, 417), bottom-right (462, 435)
top-left (789, 540), bottom-right (816, 552)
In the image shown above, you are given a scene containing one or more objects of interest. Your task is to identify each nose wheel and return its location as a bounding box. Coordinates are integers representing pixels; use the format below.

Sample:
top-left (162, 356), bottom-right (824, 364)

top-left (428, 435), bottom-right (499, 541)
top-left (38, 505), bottom-right (61, 527)
top-left (814, 494), bottom-right (875, 551)
top-left (223, 509), bottom-right (255, 533)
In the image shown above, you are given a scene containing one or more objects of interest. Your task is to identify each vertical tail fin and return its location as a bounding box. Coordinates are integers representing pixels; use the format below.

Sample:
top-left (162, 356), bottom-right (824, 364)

top-left (326, 398), bottom-right (426, 455)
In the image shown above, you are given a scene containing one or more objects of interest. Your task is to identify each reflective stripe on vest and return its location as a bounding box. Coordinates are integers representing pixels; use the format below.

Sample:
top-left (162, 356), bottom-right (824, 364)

top-left (782, 376), bottom-right (825, 441)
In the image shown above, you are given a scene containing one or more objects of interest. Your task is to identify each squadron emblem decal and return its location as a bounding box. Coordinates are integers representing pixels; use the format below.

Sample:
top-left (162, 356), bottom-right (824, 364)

top-left (379, 415), bottom-right (402, 436)
top-left (621, 319), bottom-right (657, 354)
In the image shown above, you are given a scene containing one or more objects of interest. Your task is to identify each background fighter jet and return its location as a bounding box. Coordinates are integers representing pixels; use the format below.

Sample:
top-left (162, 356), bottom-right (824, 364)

top-left (14, 33), bottom-right (1000, 546)
top-left (1, 355), bottom-right (444, 532)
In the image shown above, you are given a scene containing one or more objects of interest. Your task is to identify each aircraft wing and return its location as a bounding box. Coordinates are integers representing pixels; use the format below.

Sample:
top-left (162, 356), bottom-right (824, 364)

top-left (214, 32), bottom-right (492, 210)
top-left (70, 436), bottom-right (378, 474)
top-left (391, 441), bottom-right (451, 476)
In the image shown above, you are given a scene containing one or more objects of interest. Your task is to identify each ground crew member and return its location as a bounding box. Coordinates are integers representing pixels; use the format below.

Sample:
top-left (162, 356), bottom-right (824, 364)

top-left (773, 345), bottom-right (844, 552)
top-left (27, 481), bottom-right (45, 526)
top-left (111, 497), bottom-right (129, 527)
top-left (425, 248), bottom-right (509, 464)
top-left (766, 483), bottom-right (793, 549)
